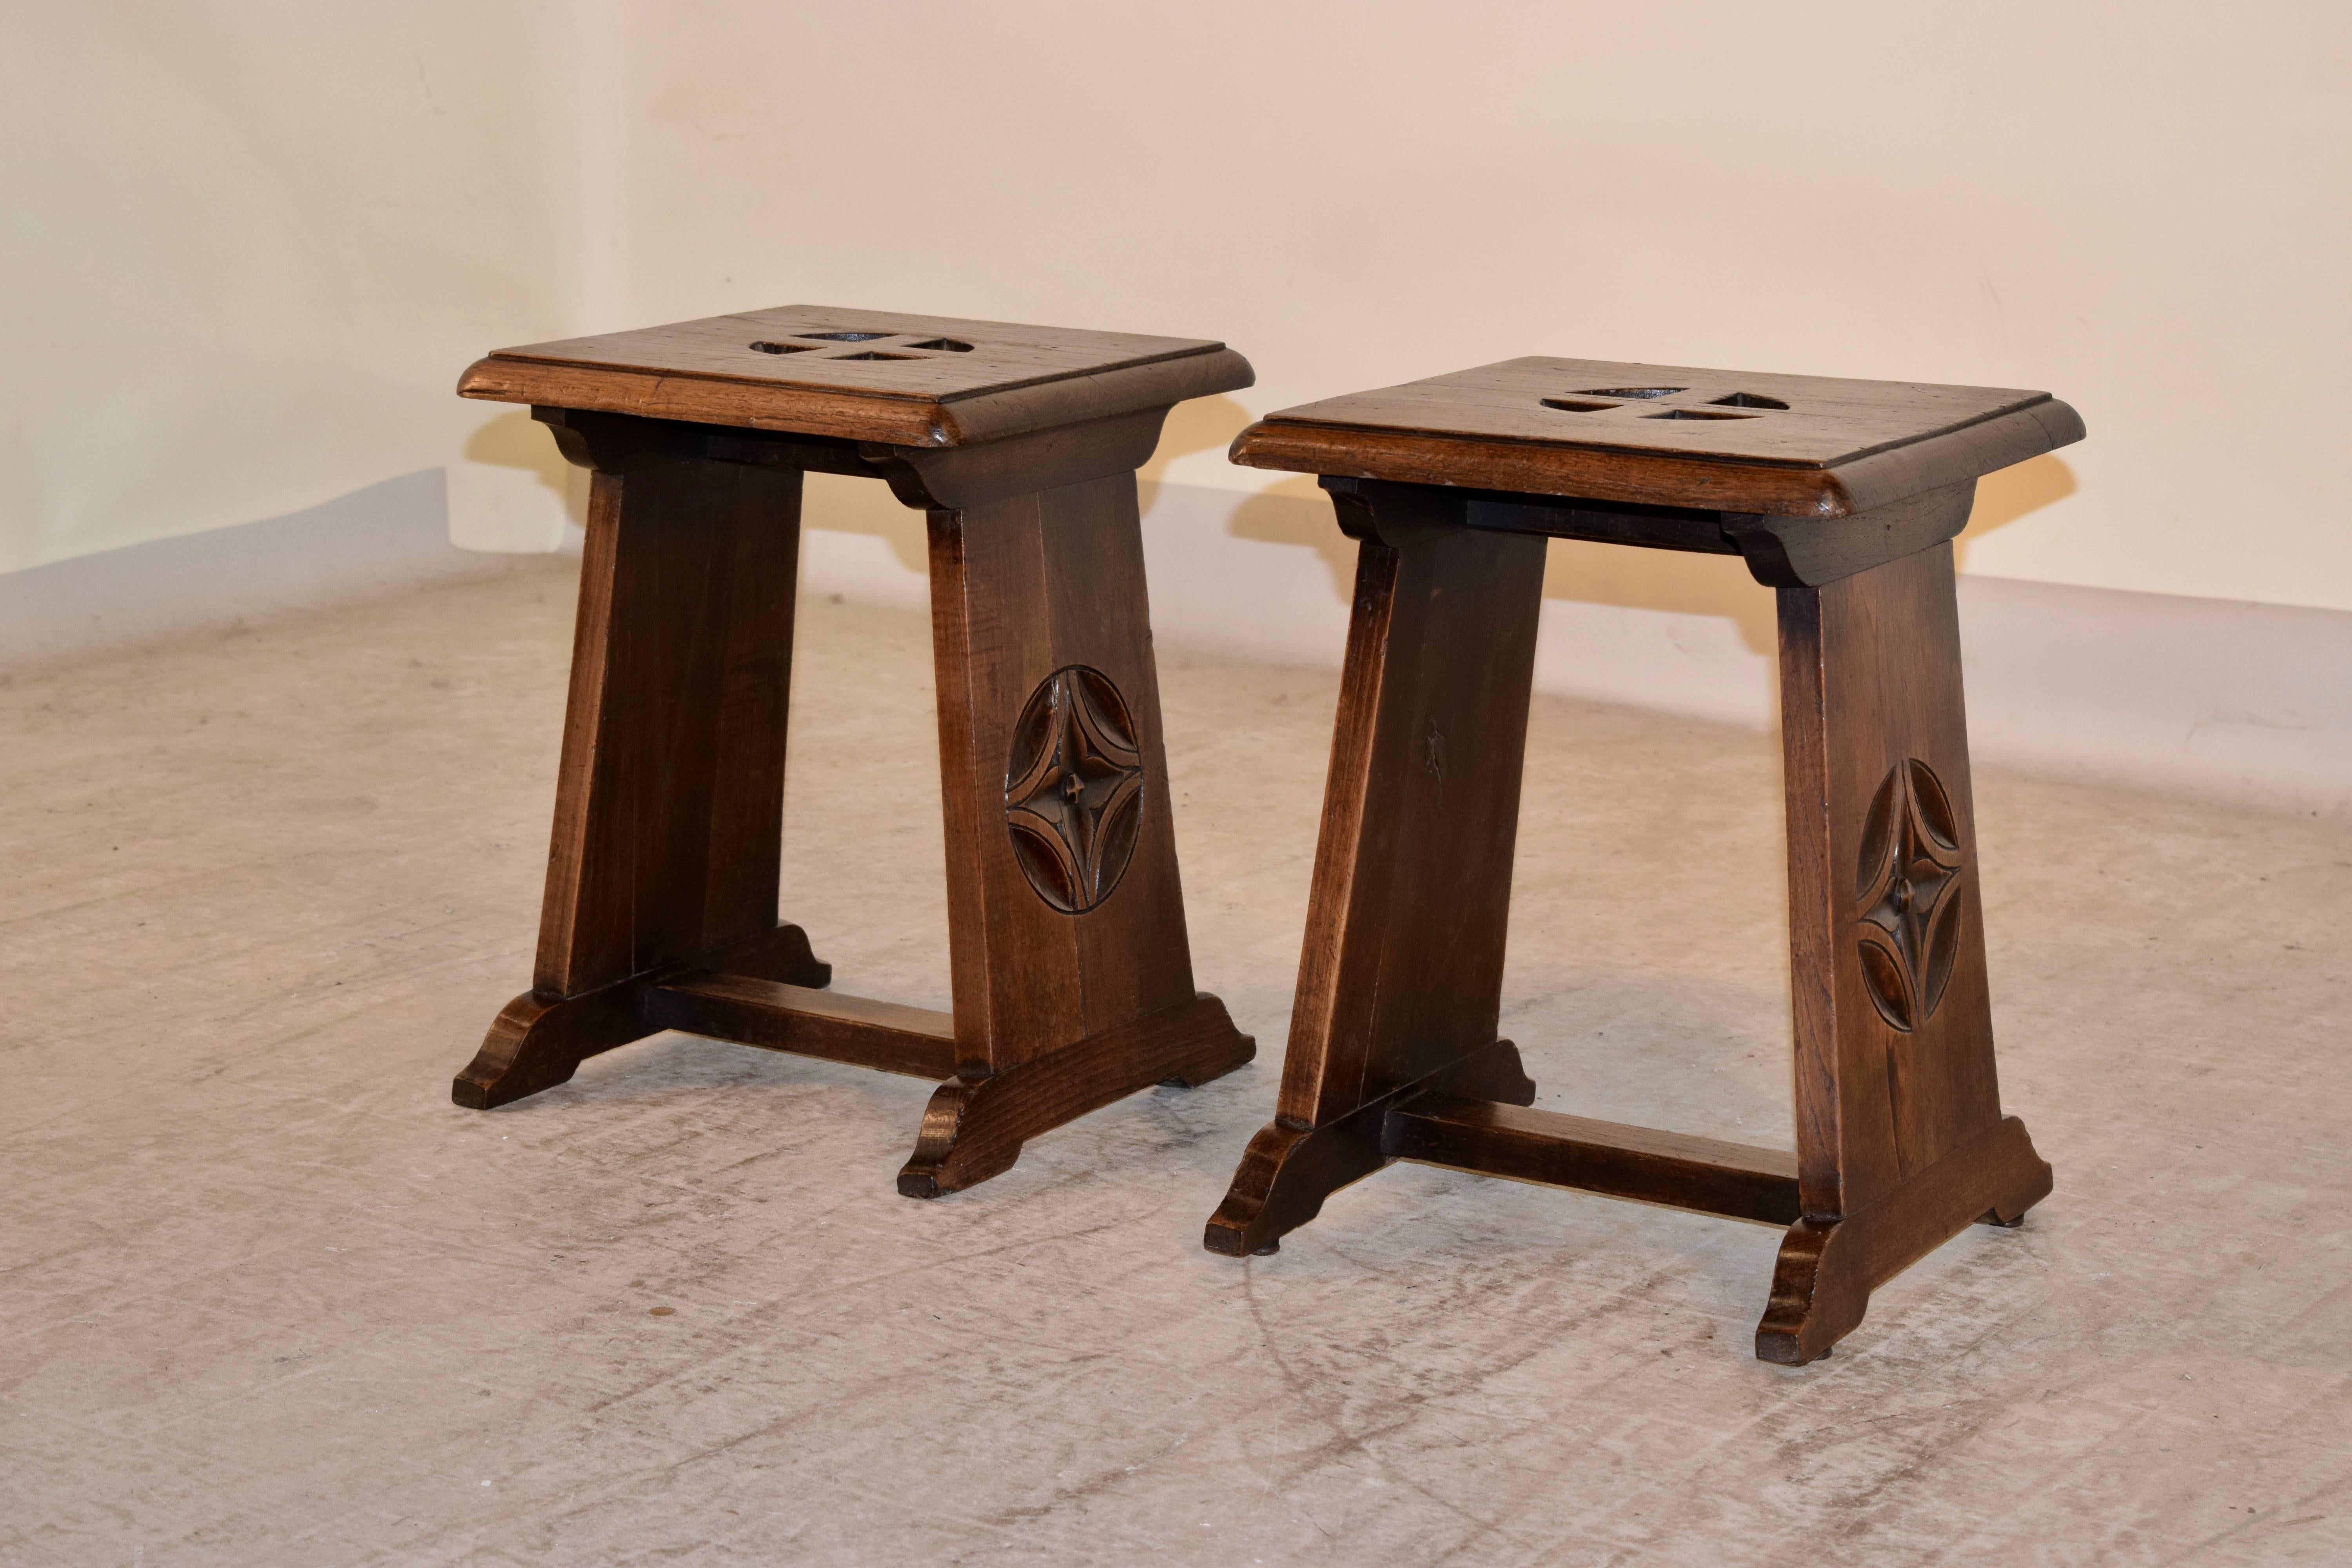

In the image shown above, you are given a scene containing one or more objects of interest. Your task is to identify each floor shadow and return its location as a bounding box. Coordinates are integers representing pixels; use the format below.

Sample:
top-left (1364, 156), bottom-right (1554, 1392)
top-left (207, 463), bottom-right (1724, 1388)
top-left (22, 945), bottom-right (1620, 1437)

top-left (1138, 394), bottom-right (1256, 514)
top-left (1227, 476), bottom-right (1355, 599)
top-left (802, 469), bottom-right (929, 576)
top-left (462, 410), bottom-right (582, 520)
top-left (1955, 454), bottom-right (2078, 571)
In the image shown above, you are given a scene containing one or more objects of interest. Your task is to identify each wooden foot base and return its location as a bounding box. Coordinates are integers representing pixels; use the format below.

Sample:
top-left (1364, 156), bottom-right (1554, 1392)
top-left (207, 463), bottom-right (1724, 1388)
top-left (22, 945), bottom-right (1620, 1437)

top-left (1756, 1114), bottom-right (2051, 1365)
top-left (1203, 383), bottom-right (2077, 1362)
top-left (1202, 1040), bottom-right (1536, 1256)
top-left (452, 923), bottom-right (830, 1109)
top-left (1208, 1045), bottom-right (2049, 1365)
top-left (898, 994), bottom-right (1255, 1198)
top-left (459, 934), bottom-right (1251, 1198)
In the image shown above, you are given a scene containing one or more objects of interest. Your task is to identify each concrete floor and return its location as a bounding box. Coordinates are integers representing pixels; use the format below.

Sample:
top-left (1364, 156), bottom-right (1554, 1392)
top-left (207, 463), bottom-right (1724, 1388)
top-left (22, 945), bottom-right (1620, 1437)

top-left (4, 555), bottom-right (2349, 1566)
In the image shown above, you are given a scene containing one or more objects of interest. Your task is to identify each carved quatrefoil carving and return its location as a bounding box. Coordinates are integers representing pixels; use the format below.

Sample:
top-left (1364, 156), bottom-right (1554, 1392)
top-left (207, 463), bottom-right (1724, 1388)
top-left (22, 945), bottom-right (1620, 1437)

top-left (1005, 666), bottom-right (1145, 915)
top-left (1854, 759), bottom-right (1965, 1033)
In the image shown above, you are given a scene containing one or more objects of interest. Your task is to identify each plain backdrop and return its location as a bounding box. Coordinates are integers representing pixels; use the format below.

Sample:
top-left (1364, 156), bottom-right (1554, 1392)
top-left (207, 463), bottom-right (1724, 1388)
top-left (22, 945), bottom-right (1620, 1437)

top-left (4, 3), bottom-right (2347, 612)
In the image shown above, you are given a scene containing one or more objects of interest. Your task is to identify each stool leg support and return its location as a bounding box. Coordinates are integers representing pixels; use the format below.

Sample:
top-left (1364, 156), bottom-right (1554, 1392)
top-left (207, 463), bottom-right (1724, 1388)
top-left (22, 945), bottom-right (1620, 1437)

top-left (1206, 1039), bottom-right (1537, 1255)
top-left (899, 993), bottom-right (1252, 1197)
top-left (1205, 504), bottom-right (1548, 1252)
top-left (1758, 544), bottom-right (2052, 1363)
top-left (903, 472), bottom-right (1253, 1191)
top-left (455, 452), bottom-right (827, 1109)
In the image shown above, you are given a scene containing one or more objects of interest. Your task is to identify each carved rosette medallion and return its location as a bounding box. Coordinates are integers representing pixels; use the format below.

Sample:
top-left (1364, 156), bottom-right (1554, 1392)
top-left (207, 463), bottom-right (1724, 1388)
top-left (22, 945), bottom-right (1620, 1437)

top-left (1854, 759), bottom-right (1965, 1032)
top-left (1004, 665), bottom-right (1145, 915)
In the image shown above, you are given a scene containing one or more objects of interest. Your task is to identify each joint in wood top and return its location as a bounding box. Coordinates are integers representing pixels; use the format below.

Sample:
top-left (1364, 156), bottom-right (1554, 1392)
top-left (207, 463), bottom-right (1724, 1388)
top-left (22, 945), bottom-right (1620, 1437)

top-left (1319, 474), bottom-right (1982, 586)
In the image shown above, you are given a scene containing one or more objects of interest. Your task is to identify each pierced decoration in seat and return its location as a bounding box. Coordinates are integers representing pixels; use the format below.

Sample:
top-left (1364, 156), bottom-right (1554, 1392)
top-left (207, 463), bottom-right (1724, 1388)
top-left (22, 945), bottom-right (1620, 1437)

top-left (1539, 387), bottom-right (1792, 418)
top-left (1004, 666), bottom-right (1146, 915)
top-left (745, 330), bottom-right (979, 360)
top-left (1854, 759), bottom-right (1965, 1032)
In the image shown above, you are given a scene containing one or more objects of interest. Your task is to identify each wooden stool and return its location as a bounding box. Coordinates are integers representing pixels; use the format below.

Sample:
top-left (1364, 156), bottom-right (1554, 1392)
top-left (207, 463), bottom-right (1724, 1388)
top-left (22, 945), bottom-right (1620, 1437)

top-left (450, 306), bottom-right (1257, 1196)
top-left (1203, 358), bottom-right (2083, 1362)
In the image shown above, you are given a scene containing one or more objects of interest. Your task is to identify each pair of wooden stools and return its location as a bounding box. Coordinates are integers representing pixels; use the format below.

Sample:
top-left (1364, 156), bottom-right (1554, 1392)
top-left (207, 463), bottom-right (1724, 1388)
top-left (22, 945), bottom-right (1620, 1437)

top-left (451, 305), bottom-right (2082, 1365)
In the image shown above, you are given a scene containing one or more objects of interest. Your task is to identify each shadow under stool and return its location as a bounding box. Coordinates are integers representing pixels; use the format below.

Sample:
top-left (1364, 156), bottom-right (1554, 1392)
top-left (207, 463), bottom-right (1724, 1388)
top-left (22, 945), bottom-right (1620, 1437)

top-left (1202, 357), bottom-right (2085, 1363)
top-left (448, 305), bottom-right (1256, 1196)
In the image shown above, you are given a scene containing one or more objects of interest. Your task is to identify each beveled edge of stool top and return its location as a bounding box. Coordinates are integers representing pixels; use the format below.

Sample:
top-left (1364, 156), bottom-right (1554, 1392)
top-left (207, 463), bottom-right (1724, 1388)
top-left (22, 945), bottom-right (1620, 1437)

top-left (1231, 357), bottom-right (2084, 518)
top-left (460, 305), bottom-right (1253, 449)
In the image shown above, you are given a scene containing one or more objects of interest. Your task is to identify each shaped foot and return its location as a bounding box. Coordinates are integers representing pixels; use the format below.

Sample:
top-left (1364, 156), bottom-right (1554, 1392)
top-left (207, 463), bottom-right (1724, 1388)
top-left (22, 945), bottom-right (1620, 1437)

top-left (450, 923), bottom-right (830, 1109)
top-left (1202, 1038), bottom-right (1536, 1256)
top-left (1755, 1115), bottom-right (2052, 1365)
top-left (897, 993), bottom-right (1254, 1197)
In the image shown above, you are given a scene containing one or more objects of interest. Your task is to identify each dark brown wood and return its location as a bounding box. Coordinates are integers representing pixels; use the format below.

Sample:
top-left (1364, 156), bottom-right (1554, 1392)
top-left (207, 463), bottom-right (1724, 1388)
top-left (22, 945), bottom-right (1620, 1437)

top-left (1385, 1096), bottom-right (1801, 1226)
top-left (1232, 356), bottom-right (2082, 518)
top-left (450, 438), bottom-right (818, 1110)
top-left (528, 448), bottom-right (804, 999)
top-left (1197, 482), bottom-right (1545, 1258)
top-left (1368, 473), bottom-right (1984, 590)
top-left (1278, 487), bottom-right (1547, 1127)
top-left (454, 923), bottom-right (828, 1108)
top-left (452, 307), bottom-right (1255, 1195)
top-left (898, 993), bottom-right (1255, 1196)
top-left (1757, 1116), bottom-right (2050, 1365)
top-left (460, 304), bottom-right (1252, 447)
top-left (863, 408), bottom-right (1170, 510)
top-left (1204, 1039), bottom-right (1535, 1256)
top-left (645, 976), bottom-right (957, 1080)
top-left (924, 468), bottom-right (1213, 1078)
top-left (1764, 539), bottom-right (2056, 1352)
top-left (1210, 356), bottom-right (2077, 1362)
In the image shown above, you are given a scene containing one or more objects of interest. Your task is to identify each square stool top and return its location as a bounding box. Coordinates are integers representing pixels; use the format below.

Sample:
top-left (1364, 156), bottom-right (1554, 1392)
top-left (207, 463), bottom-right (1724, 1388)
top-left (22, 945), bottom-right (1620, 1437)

top-left (460, 305), bottom-right (1252, 448)
top-left (1231, 358), bottom-right (2083, 518)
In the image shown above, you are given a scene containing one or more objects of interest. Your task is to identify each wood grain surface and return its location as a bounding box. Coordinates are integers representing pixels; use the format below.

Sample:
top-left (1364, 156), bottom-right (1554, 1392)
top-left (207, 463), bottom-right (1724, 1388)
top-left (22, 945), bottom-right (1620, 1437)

top-left (461, 305), bottom-right (1252, 447)
top-left (644, 975), bottom-right (958, 1080)
top-left (1385, 1096), bottom-right (1802, 1226)
top-left (455, 310), bottom-right (1254, 1196)
top-left (1234, 356), bottom-right (2082, 517)
top-left (898, 994), bottom-right (1255, 1198)
top-left (1206, 404), bottom-right (2063, 1361)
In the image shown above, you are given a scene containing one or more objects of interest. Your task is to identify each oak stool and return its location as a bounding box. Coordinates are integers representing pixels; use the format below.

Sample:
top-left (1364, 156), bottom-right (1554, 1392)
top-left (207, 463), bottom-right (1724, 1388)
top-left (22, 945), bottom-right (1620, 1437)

top-left (1203, 358), bottom-right (2083, 1362)
top-left (450, 307), bottom-right (1256, 1196)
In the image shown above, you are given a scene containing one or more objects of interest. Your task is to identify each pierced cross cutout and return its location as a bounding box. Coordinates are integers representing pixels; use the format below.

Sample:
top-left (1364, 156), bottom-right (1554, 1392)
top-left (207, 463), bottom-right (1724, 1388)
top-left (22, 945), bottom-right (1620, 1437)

top-left (748, 330), bottom-right (976, 361)
top-left (1539, 388), bottom-right (1792, 419)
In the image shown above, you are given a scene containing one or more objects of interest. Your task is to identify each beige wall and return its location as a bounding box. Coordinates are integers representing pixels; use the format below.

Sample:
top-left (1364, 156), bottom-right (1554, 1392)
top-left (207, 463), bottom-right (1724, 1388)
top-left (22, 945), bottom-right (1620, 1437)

top-left (0, 2), bottom-right (587, 572)
top-left (9, 4), bottom-right (2348, 611)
